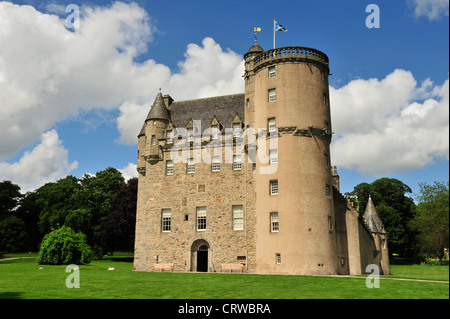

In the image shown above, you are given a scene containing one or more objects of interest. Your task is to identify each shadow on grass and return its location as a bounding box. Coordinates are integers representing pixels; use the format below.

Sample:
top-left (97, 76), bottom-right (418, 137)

top-left (0, 292), bottom-right (23, 299)
top-left (102, 257), bottom-right (134, 263)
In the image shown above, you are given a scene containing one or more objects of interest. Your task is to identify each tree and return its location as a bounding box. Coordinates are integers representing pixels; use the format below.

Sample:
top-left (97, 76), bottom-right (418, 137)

top-left (410, 181), bottom-right (449, 264)
top-left (37, 226), bottom-right (92, 265)
top-left (0, 181), bottom-right (22, 218)
top-left (346, 178), bottom-right (416, 258)
top-left (0, 216), bottom-right (27, 253)
top-left (101, 177), bottom-right (137, 253)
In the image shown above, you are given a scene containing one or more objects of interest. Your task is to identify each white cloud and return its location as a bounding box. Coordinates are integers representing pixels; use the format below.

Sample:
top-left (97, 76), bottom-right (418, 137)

top-left (330, 70), bottom-right (449, 176)
top-left (0, 130), bottom-right (78, 193)
top-left (409, 0), bottom-right (449, 21)
top-left (0, 2), bottom-right (244, 152)
top-left (119, 162), bottom-right (138, 182)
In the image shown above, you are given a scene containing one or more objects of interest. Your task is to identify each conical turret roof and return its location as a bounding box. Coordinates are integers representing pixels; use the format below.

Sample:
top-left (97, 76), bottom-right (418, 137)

top-left (145, 92), bottom-right (170, 122)
top-left (363, 195), bottom-right (385, 233)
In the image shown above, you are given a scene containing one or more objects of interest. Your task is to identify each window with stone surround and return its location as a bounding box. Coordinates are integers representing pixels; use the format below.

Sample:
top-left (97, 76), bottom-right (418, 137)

top-left (233, 205), bottom-right (244, 230)
top-left (268, 118), bottom-right (276, 133)
top-left (269, 149), bottom-right (278, 164)
top-left (233, 154), bottom-right (242, 170)
top-left (270, 212), bottom-right (279, 232)
top-left (268, 66), bottom-right (276, 78)
top-left (161, 209), bottom-right (171, 232)
top-left (166, 160), bottom-right (174, 175)
top-left (196, 207), bottom-right (207, 231)
top-left (270, 180), bottom-right (278, 195)
top-left (187, 158), bottom-right (195, 174)
top-left (268, 88), bottom-right (277, 102)
top-left (211, 155), bottom-right (221, 172)
top-left (275, 253), bottom-right (281, 265)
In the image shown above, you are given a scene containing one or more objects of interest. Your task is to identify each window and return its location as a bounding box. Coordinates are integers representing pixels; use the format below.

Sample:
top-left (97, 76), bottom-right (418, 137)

top-left (328, 216), bottom-right (333, 231)
top-left (211, 156), bottom-right (221, 172)
top-left (233, 154), bottom-right (242, 170)
top-left (237, 256), bottom-right (246, 261)
top-left (161, 209), bottom-right (171, 232)
top-left (246, 98), bottom-right (250, 108)
top-left (269, 149), bottom-right (278, 164)
top-left (323, 93), bottom-right (327, 105)
top-left (211, 125), bottom-right (220, 140)
top-left (166, 160), bottom-right (174, 175)
top-left (268, 88), bottom-right (277, 102)
top-left (268, 66), bottom-right (276, 78)
top-left (166, 130), bottom-right (173, 144)
top-left (321, 70), bottom-right (325, 81)
top-left (270, 180), bottom-right (278, 195)
top-left (196, 207), bottom-right (206, 231)
top-left (151, 135), bottom-right (156, 145)
top-left (270, 212), bottom-right (279, 232)
top-left (233, 123), bottom-right (241, 138)
top-left (188, 128), bottom-right (194, 142)
top-left (324, 153), bottom-right (329, 166)
top-left (275, 253), bottom-right (281, 265)
top-left (326, 184), bottom-right (330, 197)
top-left (233, 205), bottom-right (244, 230)
top-left (325, 121), bottom-right (330, 134)
top-left (268, 118), bottom-right (276, 133)
top-left (187, 158), bottom-right (195, 174)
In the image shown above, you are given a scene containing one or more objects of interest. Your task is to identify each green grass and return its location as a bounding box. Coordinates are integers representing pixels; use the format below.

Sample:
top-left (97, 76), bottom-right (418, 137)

top-left (0, 256), bottom-right (448, 299)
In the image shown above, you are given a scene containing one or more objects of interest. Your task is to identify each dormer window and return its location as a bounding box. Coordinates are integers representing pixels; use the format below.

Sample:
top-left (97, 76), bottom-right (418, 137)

top-left (211, 125), bottom-right (220, 140)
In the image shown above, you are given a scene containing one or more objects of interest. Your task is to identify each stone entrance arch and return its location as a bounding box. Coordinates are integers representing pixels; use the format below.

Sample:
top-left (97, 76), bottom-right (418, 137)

top-left (191, 239), bottom-right (210, 272)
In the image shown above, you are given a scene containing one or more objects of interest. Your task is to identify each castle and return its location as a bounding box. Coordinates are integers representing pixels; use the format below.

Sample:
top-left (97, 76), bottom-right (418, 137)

top-left (133, 43), bottom-right (390, 275)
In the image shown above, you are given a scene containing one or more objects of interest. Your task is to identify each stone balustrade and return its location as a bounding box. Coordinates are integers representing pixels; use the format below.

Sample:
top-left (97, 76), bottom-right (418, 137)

top-left (253, 46), bottom-right (329, 70)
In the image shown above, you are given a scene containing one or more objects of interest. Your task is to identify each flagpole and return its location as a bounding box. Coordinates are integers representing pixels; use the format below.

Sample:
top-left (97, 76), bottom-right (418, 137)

top-left (273, 19), bottom-right (276, 49)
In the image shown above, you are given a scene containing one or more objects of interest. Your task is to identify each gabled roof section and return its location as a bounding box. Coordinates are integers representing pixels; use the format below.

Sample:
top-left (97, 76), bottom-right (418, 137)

top-left (146, 92), bottom-right (170, 122)
top-left (168, 93), bottom-right (245, 132)
top-left (363, 196), bottom-right (385, 233)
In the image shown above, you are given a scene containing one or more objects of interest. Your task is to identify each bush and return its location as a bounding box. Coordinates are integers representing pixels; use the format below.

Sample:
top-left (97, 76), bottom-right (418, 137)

top-left (37, 226), bottom-right (92, 265)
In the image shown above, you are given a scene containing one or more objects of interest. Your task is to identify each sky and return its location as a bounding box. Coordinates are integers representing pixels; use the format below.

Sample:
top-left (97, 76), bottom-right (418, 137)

top-left (0, 0), bottom-right (448, 198)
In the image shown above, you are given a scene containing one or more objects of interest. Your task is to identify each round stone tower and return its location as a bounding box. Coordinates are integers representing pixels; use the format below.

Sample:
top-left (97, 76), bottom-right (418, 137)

top-left (244, 45), bottom-right (337, 275)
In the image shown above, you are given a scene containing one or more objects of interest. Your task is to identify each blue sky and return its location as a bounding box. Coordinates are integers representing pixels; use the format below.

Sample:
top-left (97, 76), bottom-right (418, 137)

top-left (0, 0), bottom-right (448, 197)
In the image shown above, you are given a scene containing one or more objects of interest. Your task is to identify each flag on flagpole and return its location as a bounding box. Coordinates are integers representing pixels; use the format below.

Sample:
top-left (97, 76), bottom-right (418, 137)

top-left (273, 19), bottom-right (288, 49)
top-left (275, 20), bottom-right (288, 32)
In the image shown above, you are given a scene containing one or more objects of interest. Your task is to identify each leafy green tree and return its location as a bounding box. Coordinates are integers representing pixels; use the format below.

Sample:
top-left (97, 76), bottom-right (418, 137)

top-left (37, 226), bottom-right (92, 265)
top-left (0, 181), bottom-right (22, 218)
top-left (101, 177), bottom-right (137, 252)
top-left (36, 175), bottom-right (81, 235)
top-left (0, 216), bottom-right (27, 253)
top-left (410, 181), bottom-right (449, 264)
top-left (346, 178), bottom-right (416, 258)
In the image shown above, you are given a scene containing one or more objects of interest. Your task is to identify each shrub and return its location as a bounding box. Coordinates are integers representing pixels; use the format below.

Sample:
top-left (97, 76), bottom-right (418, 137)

top-left (37, 226), bottom-right (92, 265)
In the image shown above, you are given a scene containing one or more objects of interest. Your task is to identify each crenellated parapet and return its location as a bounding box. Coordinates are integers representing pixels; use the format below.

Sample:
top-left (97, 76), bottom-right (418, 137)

top-left (252, 46), bottom-right (329, 73)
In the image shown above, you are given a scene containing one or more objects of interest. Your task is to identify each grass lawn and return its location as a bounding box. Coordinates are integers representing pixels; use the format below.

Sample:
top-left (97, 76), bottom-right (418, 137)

top-left (0, 255), bottom-right (448, 299)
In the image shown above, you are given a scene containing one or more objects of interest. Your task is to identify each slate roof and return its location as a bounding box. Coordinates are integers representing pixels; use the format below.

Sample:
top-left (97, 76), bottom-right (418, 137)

top-left (145, 92), bottom-right (170, 121)
top-left (363, 196), bottom-right (385, 233)
top-left (168, 93), bottom-right (245, 131)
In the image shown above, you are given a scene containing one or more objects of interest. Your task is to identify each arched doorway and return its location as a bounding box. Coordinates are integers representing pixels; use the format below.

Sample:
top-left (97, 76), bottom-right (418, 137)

top-left (191, 239), bottom-right (210, 272)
